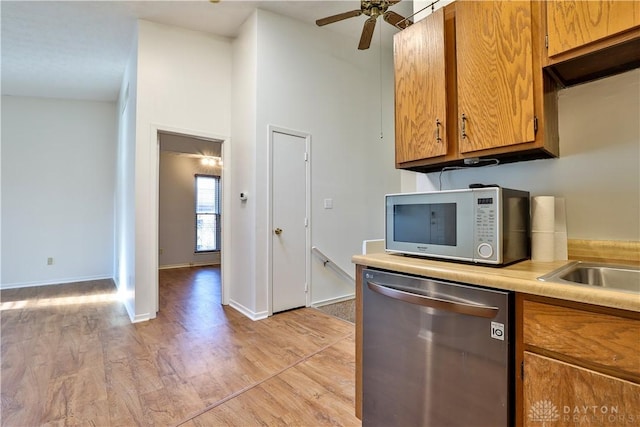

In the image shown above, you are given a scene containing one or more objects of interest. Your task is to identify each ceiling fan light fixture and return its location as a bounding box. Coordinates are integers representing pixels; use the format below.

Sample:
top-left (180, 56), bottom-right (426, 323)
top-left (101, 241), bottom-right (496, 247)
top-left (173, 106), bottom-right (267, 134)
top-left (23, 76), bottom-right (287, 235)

top-left (315, 0), bottom-right (412, 50)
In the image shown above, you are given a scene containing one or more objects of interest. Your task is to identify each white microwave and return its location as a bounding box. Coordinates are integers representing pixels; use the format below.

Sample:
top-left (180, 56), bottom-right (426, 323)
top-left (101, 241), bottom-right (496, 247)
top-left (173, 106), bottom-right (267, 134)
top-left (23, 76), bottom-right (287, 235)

top-left (385, 187), bottom-right (530, 265)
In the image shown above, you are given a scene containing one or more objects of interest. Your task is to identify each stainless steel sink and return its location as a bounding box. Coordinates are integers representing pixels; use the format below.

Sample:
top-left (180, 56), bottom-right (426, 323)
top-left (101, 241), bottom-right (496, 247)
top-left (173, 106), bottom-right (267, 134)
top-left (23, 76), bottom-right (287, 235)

top-left (538, 261), bottom-right (640, 294)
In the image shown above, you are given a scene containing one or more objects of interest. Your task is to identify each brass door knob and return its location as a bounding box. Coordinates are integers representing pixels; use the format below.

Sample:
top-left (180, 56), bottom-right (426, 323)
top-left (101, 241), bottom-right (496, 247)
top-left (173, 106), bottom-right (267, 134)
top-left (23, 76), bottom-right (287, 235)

top-left (274, 228), bottom-right (283, 235)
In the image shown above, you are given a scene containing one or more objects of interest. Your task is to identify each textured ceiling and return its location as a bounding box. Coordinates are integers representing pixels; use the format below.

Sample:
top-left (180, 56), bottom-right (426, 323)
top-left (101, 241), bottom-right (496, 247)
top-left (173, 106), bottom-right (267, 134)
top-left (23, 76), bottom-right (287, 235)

top-left (1, 0), bottom-right (412, 102)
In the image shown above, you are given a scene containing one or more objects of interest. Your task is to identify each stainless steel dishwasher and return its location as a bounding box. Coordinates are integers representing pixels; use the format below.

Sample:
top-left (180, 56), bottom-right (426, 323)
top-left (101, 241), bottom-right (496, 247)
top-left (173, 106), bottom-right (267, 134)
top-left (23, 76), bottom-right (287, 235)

top-left (362, 268), bottom-right (513, 427)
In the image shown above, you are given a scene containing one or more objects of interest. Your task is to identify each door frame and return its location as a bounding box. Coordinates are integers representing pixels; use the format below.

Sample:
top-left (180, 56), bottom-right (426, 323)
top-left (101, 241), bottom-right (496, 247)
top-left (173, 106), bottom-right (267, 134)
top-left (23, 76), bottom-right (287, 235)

top-left (267, 125), bottom-right (311, 316)
top-left (151, 124), bottom-right (232, 311)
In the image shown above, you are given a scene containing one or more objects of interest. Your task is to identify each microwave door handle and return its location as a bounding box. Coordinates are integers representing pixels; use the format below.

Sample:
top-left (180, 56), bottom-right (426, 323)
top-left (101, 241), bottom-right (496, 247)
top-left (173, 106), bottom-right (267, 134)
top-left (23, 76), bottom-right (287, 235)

top-left (366, 281), bottom-right (499, 319)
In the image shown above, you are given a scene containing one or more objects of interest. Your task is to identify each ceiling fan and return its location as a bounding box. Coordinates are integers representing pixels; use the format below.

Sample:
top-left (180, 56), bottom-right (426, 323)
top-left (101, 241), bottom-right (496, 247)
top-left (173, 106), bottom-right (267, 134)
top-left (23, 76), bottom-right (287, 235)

top-left (316, 0), bottom-right (412, 50)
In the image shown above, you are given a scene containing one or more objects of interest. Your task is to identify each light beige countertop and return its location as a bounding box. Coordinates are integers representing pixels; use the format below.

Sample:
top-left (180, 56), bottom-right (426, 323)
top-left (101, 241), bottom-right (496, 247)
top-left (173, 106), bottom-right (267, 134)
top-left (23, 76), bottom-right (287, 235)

top-left (352, 252), bottom-right (640, 313)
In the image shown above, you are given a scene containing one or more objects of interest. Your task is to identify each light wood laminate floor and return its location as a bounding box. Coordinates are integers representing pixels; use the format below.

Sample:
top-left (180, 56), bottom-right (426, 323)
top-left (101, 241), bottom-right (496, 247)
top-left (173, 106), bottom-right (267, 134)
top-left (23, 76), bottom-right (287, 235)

top-left (1, 266), bottom-right (360, 426)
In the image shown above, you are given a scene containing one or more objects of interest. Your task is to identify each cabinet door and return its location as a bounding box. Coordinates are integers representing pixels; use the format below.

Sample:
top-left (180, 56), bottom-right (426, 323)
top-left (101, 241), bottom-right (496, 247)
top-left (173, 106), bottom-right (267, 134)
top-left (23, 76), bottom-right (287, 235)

top-left (547, 1), bottom-right (640, 57)
top-left (523, 352), bottom-right (640, 427)
top-left (394, 8), bottom-right (447, 164)
top-left (456, 1), bottom-right (535, 153)
top-left (523, 300), bottom-right (640, 378)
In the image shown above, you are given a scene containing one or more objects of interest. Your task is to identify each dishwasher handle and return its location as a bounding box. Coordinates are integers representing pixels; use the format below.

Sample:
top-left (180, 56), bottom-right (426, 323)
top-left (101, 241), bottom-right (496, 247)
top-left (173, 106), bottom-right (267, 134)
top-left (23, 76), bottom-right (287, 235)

top-left (367, 281), bottom-right (499, 319)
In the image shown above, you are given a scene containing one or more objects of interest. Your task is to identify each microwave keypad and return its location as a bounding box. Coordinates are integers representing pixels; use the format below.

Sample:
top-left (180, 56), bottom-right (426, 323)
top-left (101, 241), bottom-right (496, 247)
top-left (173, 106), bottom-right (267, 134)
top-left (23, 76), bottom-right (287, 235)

top-left (475, 202), bottom-right (497, 259)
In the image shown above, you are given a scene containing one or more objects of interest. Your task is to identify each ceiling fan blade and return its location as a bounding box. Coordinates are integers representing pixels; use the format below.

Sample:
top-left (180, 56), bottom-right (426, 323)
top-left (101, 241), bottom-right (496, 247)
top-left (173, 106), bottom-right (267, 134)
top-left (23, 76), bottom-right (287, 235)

top-left (316, 10), bottom-right (362, 26)
top-left (358, 17), bottom-right (377, 50)
top-left (383, 10), bottom-right (412, 29)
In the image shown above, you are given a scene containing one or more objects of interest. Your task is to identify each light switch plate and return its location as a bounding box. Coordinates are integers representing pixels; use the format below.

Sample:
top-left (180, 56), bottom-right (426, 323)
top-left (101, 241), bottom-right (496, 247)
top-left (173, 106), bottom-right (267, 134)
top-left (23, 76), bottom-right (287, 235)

top-left (323, 198), bottom-right (333, 209)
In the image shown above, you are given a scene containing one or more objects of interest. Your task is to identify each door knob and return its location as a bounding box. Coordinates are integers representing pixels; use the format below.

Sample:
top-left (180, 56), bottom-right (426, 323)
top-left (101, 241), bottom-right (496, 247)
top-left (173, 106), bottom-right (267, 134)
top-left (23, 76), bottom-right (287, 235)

top-left (274, 228), bottom-right (283, 235)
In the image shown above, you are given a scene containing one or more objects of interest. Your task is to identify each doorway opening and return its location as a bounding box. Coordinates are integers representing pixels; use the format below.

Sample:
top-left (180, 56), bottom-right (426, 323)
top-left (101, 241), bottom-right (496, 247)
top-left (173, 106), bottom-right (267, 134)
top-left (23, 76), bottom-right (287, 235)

top-left (155, 129), bottom-right (229, 312)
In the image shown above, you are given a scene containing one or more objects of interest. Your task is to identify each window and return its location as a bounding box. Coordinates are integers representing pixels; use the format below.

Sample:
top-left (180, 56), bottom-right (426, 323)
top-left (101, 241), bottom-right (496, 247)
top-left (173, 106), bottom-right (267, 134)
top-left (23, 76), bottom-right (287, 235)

top-left (195, 174), bottom-right (221, 252)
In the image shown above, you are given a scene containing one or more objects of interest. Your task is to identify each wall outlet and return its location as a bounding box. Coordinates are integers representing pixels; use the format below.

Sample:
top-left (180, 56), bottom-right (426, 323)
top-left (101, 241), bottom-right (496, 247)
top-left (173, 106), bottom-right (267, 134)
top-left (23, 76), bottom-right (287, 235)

top-left (159, 248), bottom-right (164, 255)
top-left (47, 257), bottom-right (54, 265)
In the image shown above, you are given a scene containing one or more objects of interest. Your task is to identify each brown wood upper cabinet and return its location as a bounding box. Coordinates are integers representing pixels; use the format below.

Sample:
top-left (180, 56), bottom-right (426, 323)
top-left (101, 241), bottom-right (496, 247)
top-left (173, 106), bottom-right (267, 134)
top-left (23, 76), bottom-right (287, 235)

top-left (393, 2), bottom-right (559, 173)
top-left (543, 1), bottom-right (640, 87)
top-left (394, 8), bottom-right (448, 164)
top-left (546, 1), bottom-right (640, 57)
top-left (456, 1), bottom-right (536, 153)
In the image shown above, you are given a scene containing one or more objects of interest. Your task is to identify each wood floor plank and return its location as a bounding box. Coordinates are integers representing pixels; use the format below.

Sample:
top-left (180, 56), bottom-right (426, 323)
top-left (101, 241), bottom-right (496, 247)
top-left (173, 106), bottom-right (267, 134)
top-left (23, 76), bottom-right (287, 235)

top-left (158, 373), bottom-right (207, 421)
top-left (1, 342), bottom-right (43, 426)
top-left (189, 335), bottom-right (360, 427)
top-left (42, 374), bottom-right (76, 423)
top-left (1, 267), bottom-right (361, 427)
top-left (104, 358), bottom-right (147, 426)
top-left (294, 336), bottom-right (357, 408)
top-left (138, 387), bottom-right (180, 426)
top-left (100, 324), bottom-right (148, 363)
top-left (74, 398), bottom-right (110, 427)
top-left (74, 365), bottom-right (109, 410)
top-left (189, 384), bottom-right (293, 427)
top-left (128, 354), bottom-right (164, 395)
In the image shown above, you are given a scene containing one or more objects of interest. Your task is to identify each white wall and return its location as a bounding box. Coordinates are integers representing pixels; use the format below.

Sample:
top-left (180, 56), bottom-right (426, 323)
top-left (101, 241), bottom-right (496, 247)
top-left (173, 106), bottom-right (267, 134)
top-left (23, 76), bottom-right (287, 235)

top-left (254, 10), bottom-right (401, 308)
top-left (115, 34), bottom-right (138, 318)
top-left (159, 152), bottom-right (221, 268)
top-left (414, 0), bottom-right (455, 21)
top-left (409, 70), bottom-right (640, 241)
top-left (230, 12), bottom-right (259, 316)
top-left (120, 20), bottom-right (232, 321)
top-left (238, 9), bottom-right (400, 314)
top-left (1, 96), bottom-right (116, 288)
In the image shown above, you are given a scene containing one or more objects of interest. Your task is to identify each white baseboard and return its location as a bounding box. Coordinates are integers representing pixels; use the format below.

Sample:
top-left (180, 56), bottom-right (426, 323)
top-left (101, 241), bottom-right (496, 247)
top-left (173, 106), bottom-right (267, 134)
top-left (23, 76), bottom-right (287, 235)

top-left (311, 293), bottom-right (355, 308)
top-left (158, 262), bottom-right (220, 270)
top-left (121, 298), bottom-right (136, 323)
top-left (0, 275), bottom-right (114, 290)
top-left (131, 312), bottom-right (154, 323)
top-left (229, 299), bottom-right (268, 321)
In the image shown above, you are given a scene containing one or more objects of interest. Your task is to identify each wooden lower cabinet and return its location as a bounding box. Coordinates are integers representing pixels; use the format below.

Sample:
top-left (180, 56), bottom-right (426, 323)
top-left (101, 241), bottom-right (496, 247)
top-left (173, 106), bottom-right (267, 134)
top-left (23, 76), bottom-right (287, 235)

top-left (520, 296), bottom-right (640, 427)
top-left (522, 300), bottom-right (640, 378)
top-left (523, 352), bottom-right (640, 426)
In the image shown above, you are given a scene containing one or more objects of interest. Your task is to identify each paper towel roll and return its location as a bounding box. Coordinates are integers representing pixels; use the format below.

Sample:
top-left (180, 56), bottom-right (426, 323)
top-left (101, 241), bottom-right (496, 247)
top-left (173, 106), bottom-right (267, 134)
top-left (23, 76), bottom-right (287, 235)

top-left (553, 197), bottom-right (568, 260)
top-left (554, 231), bottom-right (568, 261)
top-left (554, 197), bottom-right (567, 233)
top-left (532, 231), bottom-right (555, 262)
top-left (532, 196), bottom-right (555, 232)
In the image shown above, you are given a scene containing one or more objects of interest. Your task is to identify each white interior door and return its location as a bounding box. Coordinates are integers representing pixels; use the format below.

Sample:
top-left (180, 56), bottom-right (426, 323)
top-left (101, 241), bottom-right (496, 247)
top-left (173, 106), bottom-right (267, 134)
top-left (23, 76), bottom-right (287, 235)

top-left (271, 129), bottom-right (309, 313)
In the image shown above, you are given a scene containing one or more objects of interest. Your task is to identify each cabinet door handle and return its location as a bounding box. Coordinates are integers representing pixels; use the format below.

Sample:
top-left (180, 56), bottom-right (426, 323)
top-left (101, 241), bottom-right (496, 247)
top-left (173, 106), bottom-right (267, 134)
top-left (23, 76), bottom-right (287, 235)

top-left (436, 119), bottom-right (442, 143)
top-left (461, 114), bottom-right (468, 139)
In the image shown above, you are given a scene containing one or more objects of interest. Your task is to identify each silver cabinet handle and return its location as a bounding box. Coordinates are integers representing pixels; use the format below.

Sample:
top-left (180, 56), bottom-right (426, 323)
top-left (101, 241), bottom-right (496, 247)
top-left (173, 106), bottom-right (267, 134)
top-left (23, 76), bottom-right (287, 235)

top-left (367, 281), bottom-right (499, 319)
